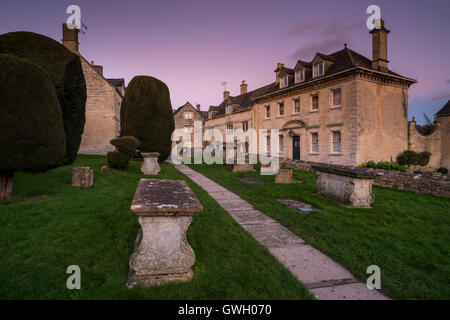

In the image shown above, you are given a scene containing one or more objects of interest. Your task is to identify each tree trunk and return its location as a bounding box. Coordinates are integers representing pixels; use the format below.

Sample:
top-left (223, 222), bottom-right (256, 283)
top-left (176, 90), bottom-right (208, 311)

top-left (0, 172), bottom-right (14, 201)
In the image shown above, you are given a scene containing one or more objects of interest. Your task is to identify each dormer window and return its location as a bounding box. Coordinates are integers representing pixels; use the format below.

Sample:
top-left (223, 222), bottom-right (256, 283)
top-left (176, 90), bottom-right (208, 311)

top-left (295, 70), bottom-right (305, 83)
top-left (280, 76), bottom-right (288, 89)
top-left (313, 62), bottom-right (324, 77)
top-left (226, 105), bottom-right (233, 114)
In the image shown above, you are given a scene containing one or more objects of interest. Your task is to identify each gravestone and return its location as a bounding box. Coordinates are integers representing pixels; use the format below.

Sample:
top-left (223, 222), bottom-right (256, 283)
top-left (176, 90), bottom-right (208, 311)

top-left (275, 169), bottom-right (293, 184)
top-left (71, 166), bottom-right (93, 187)
top-left (126, 179), bottom-right (203, 288)
top-left (312, 164), bottom-right (375, 208)
top-left (141, 152), bottom-right (161, 175)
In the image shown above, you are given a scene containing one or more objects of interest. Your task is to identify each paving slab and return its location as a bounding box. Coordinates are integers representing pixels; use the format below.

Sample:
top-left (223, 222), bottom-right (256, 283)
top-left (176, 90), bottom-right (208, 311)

top-left (229, 210), bottom-right (278, 225)
top-left (268, 245), bottom-right (354, 284)
top-left (242, 223), bottom-right (305, 248)
top-left (310, 282), bottom-right (389, 300)
top-left (171, 163), bottom-right (391, 300)
top-left (208, 190), bottom-right (242, 200)
top-left (215, 199), bottom-right (254, 212)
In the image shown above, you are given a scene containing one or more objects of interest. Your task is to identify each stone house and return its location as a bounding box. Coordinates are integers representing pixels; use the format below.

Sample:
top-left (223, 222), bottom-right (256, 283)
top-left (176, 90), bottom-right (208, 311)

top-left (408, 99), bottom-right (450, 169)
top-left (173, 102), bottom-right (207, 152)
top-left (205, 20), bottom-right (417, 166)
top-left (61, 23), bottom-right (124, 155)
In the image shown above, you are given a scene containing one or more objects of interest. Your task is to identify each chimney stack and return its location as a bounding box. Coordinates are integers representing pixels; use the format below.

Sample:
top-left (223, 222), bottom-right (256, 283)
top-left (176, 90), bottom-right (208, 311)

top-left (196, 104), bottom-right (201, 111)
top-left (370, 19), bottom-right (390, 72)
top-left (62, 23), bottom-right (79, 53)
top-left (223, 91), bottom-right (230, 101)
top-left (240, 80), bottom-right (247, 95)
top-left (275, 62), bottom-right (285, 82)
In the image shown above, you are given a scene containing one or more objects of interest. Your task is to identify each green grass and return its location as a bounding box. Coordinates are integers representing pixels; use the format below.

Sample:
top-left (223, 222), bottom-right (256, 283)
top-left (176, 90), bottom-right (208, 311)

top-left (0, 155), bottom-right (313, 299)
top-left (189, 162), bottom-right (450, 300)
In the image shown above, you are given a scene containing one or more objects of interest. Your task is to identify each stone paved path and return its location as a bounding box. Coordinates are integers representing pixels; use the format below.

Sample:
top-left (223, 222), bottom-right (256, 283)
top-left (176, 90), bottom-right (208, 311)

top-left (173, 163), bottom-right (389, 300)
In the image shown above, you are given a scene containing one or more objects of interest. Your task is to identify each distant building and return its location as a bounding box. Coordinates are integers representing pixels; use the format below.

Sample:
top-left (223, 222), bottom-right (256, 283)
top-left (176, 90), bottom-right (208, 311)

top-left (205, 20), bottom-right (418, 166)
top-left (408, 100), bottom-right (450, 169)
top-left (61, 23), bottom-right (124, 155)
top-left (173, 102), bottom-right (207, 152)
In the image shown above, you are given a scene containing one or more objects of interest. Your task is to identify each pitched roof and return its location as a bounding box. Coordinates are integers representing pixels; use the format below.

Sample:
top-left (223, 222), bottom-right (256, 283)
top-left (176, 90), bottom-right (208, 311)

top-left (107, 78), bottom-right (125, 87)
top-left (174, 101), bottom-right (207, 119)
top-left (437, 99), bottom-right (450, 117)
top-left (208, 45), bottom-right (416, 119)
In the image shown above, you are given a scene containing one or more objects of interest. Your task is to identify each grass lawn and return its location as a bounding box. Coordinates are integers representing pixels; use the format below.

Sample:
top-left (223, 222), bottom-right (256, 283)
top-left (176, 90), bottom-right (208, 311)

top-left (0, 155), bottom-right (313, 299)
top-left (189, 162), bottom-right (450, 300)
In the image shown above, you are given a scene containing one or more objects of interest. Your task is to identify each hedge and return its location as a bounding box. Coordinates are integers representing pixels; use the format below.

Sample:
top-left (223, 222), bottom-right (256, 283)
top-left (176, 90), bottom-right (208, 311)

top-left (0, 31), bottom-right (86, 164)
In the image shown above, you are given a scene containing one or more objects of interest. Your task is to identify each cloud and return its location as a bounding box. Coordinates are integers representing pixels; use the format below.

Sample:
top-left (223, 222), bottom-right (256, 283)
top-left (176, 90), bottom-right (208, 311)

top-left (287, 19), bottom-right (362, 60)
top-left (446, 79), bottom-right (450, 85)
top-left (431, 92), bottom-right (450, 101)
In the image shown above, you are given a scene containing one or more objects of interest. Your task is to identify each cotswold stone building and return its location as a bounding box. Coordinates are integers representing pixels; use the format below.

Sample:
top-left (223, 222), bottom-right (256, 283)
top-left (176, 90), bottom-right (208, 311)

top-left (62, 24), bottom-right (124, 155)
top-left (408, 100), bottom-right (450, 169)
top-left (205, 20), bottom-right (417, 166)
top-left (173, 102), bottom-right (207, 150)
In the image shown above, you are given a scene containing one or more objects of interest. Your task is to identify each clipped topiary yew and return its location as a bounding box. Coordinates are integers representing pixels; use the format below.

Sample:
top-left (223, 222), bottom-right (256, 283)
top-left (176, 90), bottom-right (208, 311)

top-left (0, 31), bottom-right (86, 164)
top-left (120, 76), bottom-right (175, 161)
top-left (110, 136), bottom-right (140, 157)
top-left (0, 54), bottom-right (66, 200)
top-left (107, 152), bottom-right (130, 170)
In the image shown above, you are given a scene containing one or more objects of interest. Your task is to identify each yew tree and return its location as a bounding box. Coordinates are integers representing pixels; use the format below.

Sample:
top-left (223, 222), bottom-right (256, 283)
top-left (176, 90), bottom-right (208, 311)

top-left (0, 54), bottom-right (66, 200)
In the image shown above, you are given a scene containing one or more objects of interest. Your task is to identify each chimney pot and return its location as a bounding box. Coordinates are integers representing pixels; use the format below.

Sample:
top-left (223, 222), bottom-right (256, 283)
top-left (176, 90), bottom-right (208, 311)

top-left (370, 19), bottom-right (390, 72)
top-left (62, 23), bottom-right (79, 53)
top-left (240, 80), bottom-right (248, 95)
top-left (196, 104), bottom-right (201, 111)
top-left (275, 62), bottom-right (285, 82)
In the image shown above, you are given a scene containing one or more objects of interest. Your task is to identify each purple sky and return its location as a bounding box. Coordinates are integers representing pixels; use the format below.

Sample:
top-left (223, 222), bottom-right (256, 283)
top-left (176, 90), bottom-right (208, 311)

top-left (1, 0), bottom-right (449, 124)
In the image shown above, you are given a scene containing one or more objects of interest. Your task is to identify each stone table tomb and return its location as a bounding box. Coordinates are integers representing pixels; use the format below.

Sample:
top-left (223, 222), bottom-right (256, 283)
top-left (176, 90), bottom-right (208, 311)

top-left (126, 179), bottom-right (203, 288)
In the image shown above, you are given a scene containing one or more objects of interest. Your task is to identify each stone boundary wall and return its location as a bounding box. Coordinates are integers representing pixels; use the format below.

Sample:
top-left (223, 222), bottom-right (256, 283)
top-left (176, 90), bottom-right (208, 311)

top-left (280, 158), bottom-right (450, 198)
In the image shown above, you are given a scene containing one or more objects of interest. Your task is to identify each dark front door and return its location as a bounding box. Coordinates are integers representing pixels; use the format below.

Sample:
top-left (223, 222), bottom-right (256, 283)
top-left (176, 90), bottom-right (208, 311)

top-left (292, 135), bottom-right (300, 160)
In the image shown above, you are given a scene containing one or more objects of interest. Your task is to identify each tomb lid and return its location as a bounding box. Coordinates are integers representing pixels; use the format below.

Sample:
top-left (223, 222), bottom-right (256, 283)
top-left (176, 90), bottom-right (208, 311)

top-left (131, 179), bottom-right (203, 216)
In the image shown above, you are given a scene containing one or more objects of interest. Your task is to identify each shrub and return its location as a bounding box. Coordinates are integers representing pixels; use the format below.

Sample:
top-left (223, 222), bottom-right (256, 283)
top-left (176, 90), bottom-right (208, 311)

top-left (120, 76), bottom-right (175, 162)
top-left (0, 54), bottom-right (66, 199)
top-left (0, 31), bottom-right (87, 164)
top-left (107, 152), bottom-right (129, 170)
top-left (110, 136), bottom-right (140, 156)
top-left (397, 150), bottom-right (420, 166)
top-left (437, 167), bottom-right (448, 174)
top-left (360, 160), bottom-right (408, 172)
top-left (418, 151), bottom-right (432, 166)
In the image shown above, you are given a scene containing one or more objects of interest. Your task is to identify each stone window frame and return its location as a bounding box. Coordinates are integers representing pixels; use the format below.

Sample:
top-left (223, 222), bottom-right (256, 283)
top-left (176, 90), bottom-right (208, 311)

top-left (278, 101), bottom-right (285, 117)
top-left (309, 131), bottom-right (319, 154)
top-left (226, 123), bottom-right (234, 135)
top-left (295, 69), bottom-right (305, 83)
top-left (310, 93), bottom-right (319, 112)
top-left (293, 98), bottom-right (300, 114)
top-left (226, 105), bottom-right (233, 114)
top-left (330, 87), bottom-right (342, 109)
top-left (313, 62), bottom-right (324, 78)
top-left (280, 76), bottom-right (288, 89)
top-left (184, 111), bottom-right (193, 120)
top-left (242, 121), bottom-right (249, 132)
top-left (279, 134), bottom-right (285, 153)
top-left (330, 130), bottom-right (342, 154)
top-left (265, 104), bottom-right (271, 119)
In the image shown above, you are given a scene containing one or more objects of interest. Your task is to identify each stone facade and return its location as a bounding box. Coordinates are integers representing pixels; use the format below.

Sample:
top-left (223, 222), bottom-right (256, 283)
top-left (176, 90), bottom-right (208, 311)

top-left (407, 100), bottom-right (450, 170)
top-left (204, 20), bottom-right (416, 167)
top-left (61, 23), bottom-right (123, 155)
top-left (78, 57), bottom-right (122, 154)
top-left (173, 102), bottom-right (207, 153)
